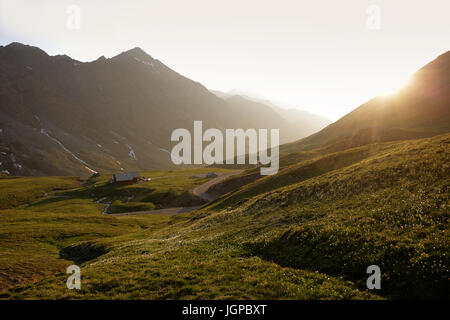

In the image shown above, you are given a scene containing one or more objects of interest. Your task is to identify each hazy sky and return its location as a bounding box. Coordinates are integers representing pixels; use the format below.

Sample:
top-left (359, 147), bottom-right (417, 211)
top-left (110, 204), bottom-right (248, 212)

top-left (0, 0), bottom-right (449, 120)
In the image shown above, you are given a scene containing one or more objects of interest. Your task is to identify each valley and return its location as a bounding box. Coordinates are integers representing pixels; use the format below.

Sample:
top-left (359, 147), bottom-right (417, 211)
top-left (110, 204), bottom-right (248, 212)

top-left (0, 43), bottom-right (330, 177)
top-left (0, 132), bottom-right (448, 299)
top-left (0, 42), bottom-right (448, 300)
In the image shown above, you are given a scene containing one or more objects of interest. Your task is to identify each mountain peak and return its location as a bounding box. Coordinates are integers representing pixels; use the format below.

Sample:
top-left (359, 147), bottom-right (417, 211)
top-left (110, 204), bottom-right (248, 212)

top-left (120, 47), bottom-right (153, 61)
top-left (95, 55), bottom-right (107, 62)
top-left (126, 47), bottom-right (146, 54)
top-left (4, 42), bottom-right (48, 56)
top-left (6, 41), bottom-right (25, 48)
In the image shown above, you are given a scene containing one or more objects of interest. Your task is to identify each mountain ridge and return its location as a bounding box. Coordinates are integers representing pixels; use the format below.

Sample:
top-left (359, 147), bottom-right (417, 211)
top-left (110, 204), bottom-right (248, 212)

top-left (281, 50), bottom-right (450, 153)
top-left (0, 42), bottom-right (328, 176)
top-left (206, 49), bottom-right (450, 199)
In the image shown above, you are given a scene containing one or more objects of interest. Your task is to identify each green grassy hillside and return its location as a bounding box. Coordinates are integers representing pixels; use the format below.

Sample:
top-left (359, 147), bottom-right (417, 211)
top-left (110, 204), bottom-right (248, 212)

top-left (207, 133), bottom-right (449, 298)
top-left (208, 141), bottom-right (400, 210)
top-left (1, 134), bottom-right (447, 299)
top-left (0, 176), bottom-right (81, 209)
top-left (0, 168), bottom-right (229, 292)
top-left (238, 133), bottom-right (449, 298)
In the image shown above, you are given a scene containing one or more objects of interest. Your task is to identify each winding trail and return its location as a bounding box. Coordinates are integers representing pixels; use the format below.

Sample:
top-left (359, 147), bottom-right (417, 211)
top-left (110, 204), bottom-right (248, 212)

top-left (192, 171), bottom-right (243, 202)
top-left (106, 170), bottom-right (242, 216)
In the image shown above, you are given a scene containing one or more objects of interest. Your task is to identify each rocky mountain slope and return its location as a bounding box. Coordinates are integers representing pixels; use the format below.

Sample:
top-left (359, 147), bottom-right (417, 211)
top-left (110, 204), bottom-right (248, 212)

top-left (0, 43), bottom-right (326, 177)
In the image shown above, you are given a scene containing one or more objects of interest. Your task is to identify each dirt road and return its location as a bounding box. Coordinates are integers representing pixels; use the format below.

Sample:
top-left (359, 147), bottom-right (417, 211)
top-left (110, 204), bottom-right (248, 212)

top-left (192, 171), bottom-right (243, 201)
top-left (107, 170), bottom-right (242, 216)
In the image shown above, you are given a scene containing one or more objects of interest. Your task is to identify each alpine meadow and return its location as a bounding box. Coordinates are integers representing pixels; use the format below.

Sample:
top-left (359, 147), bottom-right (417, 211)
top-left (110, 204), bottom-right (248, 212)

top-left (0, 0), bottom-right (449, 305)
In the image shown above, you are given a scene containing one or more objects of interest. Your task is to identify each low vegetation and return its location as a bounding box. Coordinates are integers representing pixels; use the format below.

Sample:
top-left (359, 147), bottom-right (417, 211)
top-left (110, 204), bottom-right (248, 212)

top-left (0, 168), bottom-right (228, 292)
top-left (0, 135), bottom-right (448, 299)
top-left (0, 176), bottom-right (81, 209)
top-left (58, 168), bottom-right (233, 213)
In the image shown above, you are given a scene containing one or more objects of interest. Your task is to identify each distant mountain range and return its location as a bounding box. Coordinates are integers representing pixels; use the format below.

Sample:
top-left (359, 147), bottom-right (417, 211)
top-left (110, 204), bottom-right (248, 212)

top-left (0, 43), bottom-right (329, 176)
top-left (211, 89), bottom-right (331, 140)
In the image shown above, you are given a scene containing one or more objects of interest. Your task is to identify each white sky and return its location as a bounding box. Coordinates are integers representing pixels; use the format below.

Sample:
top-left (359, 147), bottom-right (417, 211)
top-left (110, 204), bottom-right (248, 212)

top-left (0, 0), bottom-right (449, 120)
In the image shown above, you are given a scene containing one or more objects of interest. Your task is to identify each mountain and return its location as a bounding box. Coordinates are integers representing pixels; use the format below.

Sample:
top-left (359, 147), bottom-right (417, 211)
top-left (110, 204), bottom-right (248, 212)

top-left (211, 89), bottom-right (332, 139)
top-left (209, 133), bottom-right (450, 299)
top-left (0, 43), bottom-right (316, 177)
top-left (208, 50), bottom-right (450, 199)
top-left (0, 47), bottom-right (448, 300)
top-left (271, 108), bottom-right (331, 137)
top-left (196, 53), bottom-right (450, 299)
top-left (283, 51), bottom-right (450, 153)
top-left (222, 95), bottom-right (331, 143)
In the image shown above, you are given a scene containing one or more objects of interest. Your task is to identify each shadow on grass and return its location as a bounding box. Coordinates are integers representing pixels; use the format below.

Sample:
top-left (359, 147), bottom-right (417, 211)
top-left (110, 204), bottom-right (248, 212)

top-left (243, 232), bottom-right (449, 300)
top-left (25, 196), bottom-right (73, 208)
top-left (60, 241), bottom-right (109, 264)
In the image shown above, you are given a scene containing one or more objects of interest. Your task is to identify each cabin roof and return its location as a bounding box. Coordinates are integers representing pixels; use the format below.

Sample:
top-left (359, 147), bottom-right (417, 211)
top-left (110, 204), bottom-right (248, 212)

top-left (113, 172), bottom-right (140, 182)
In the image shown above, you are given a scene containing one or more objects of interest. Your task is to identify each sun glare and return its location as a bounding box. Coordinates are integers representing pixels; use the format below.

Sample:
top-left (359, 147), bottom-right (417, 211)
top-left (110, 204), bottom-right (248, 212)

top-left (379, 75), bottom-right (412, 97)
